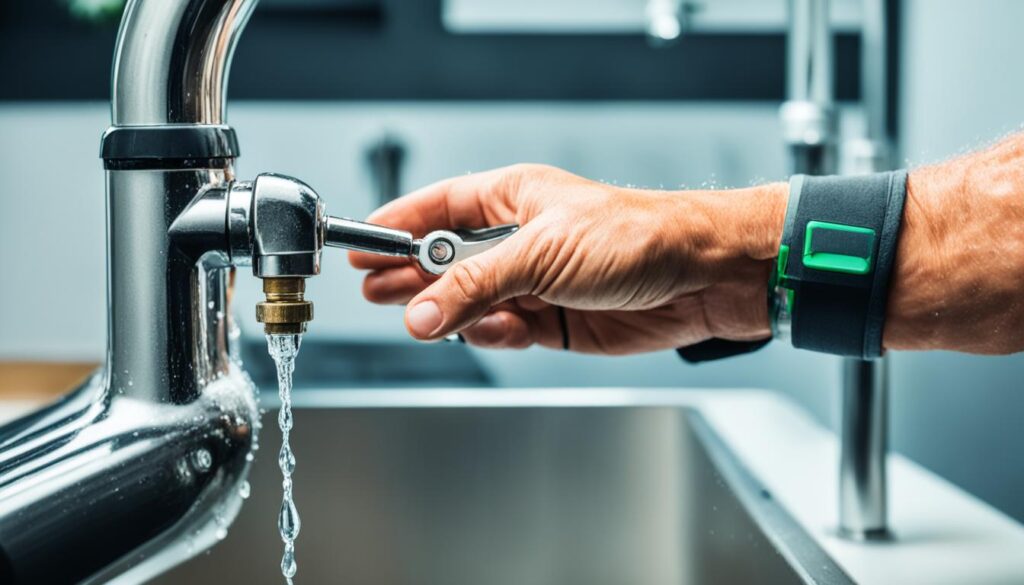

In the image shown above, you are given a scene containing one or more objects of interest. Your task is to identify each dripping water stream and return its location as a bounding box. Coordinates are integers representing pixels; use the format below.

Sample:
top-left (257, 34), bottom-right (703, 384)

top-left (267, 333), bottom-right (302, 584)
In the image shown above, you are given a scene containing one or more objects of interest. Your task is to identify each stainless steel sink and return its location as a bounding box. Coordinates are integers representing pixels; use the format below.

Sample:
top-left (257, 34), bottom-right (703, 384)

top-left (154, 402), bottom-right (852, 585)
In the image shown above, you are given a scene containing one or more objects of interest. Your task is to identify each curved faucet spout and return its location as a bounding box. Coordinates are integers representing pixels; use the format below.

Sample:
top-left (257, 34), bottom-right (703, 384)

top-left (112, 0), bottom-right (258, 125)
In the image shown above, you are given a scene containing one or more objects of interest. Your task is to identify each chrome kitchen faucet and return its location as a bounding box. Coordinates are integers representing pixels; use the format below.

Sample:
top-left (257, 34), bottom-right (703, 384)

top-left (0, 1), bottom-right (513, 582)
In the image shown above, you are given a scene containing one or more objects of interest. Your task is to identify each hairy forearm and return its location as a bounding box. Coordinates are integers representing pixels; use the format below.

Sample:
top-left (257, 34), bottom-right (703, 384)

top-left (884, 134), bottom-right (1024, 353)
top-left (706, 133), bottom-right (1024, 354)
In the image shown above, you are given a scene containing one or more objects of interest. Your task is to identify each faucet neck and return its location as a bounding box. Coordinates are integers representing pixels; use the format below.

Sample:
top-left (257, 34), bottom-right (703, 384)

top-left (111, 0), bottom-right (257, 126)
top-left (106, 168), bottom-right (235, 403)
top-left (105, 0), bottom-right (258, 402)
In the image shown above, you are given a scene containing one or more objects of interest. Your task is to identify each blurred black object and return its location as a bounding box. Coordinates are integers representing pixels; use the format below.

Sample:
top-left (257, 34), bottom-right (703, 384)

top-left (365, 134), bottom-right (407, 206)
top-left (676, 337), bottom-right (772, 363)
top-left (242, 338), bottom-right (494, 389)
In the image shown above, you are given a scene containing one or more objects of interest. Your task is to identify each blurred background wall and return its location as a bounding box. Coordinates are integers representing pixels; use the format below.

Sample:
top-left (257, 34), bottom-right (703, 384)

top-left (1, 0), bottom-right (1022, 522)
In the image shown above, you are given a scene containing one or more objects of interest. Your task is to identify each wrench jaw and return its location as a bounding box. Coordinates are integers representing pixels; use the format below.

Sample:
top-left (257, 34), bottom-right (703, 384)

top-left (414, 224), bottom-right (519, 276)
top-left (415, 230), bottom-right (461, 275)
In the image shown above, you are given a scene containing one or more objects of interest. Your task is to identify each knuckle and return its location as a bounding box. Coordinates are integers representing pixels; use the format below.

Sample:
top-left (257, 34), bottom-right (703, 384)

top-left (447, 261), bottom-right (491, 304)
top-left (508, 162), bottom-right (551, 176)
top-left (504, 163), bottom-right (559, 191)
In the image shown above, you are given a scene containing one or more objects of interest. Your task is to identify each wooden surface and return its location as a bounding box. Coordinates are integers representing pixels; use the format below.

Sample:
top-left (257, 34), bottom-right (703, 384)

top-left (0, 361), bottom-right (98, 401)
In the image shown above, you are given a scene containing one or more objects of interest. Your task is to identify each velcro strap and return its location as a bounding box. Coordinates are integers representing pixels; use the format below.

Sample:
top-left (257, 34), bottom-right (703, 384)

top-left (779, 171), bottom-right (907, 358)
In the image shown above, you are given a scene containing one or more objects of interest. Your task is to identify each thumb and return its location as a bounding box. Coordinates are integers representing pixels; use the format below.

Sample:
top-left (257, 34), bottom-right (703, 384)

top-left (404, 230), bottom-right (538, 340)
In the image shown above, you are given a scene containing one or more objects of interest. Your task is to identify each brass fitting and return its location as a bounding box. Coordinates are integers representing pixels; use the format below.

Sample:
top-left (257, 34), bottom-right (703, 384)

top-left (256, 278), bottom-right (313, 335)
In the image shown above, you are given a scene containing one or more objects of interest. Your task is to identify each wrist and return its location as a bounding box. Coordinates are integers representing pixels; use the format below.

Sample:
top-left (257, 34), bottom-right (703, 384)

top-left (736, 182), bottom-right (789, 261)
top-left (680, 182), bottom-right (788, 263)
top-left (672, 182), bottom-right (788, 338)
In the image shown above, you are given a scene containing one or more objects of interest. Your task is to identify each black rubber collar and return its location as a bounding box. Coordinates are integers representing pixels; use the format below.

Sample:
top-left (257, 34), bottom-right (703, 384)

top-left (100, 125), bottom-right (239, 170)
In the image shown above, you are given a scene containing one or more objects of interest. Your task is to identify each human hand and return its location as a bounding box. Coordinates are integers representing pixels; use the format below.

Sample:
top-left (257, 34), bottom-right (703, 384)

top-left (349, 164), bottom-right (786, 355)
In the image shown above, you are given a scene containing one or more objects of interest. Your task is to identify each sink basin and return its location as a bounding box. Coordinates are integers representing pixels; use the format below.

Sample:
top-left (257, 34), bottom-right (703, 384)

top-left (154, 400), bottom-right (851, 584)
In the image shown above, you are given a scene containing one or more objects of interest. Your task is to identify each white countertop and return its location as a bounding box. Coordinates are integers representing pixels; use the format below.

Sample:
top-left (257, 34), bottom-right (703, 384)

top-left (3, 387), bottom-right (1022, 584)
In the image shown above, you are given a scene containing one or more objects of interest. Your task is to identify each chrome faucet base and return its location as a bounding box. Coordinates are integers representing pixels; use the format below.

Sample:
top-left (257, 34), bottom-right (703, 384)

top-left (837, 526), bottom-right (893, 543)
top-left (838, 356), bottom-right (890, 540)
top-left (0, 366), bottom-right (257, 584)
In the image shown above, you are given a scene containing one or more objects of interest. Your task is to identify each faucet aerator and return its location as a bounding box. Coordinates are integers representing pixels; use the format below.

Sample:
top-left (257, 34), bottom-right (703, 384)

top-left (256, 277), bottom-right (314, 335)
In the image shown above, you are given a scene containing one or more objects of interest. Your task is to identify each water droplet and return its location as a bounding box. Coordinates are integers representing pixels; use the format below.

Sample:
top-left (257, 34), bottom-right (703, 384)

top-left (279, 498), bottom-right (301, 541)
top-left (239, 480), bottom-right (251, 499)
top-left (281, 544), bottom-right (297, 578)
top-left (245, 452), bottom-right (255, 462)
top-left (215, 527), bottom-right (228, 540)
top-left (207, 300), bottom-right (215, 310)
top-left (278, 443), bottom-right (295, 475)
top-left (278, 407), bottom-right (293, 432)
top-left (190, 448), bottom-right (212, 472)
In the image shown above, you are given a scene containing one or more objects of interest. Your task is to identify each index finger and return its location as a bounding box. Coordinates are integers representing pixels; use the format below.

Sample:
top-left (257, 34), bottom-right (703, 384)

top-left (348, 166), bottom-right (521, 270)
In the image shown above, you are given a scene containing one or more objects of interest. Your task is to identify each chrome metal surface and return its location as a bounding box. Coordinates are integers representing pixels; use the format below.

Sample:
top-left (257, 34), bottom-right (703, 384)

top-left (839, 355), bottom-right (890, 540)
top-left (846, 0), bottom-right (893, 173)
top-left (111, 0), bottom-right (258, 125)
top-left (174, 173), bottom-right (327, 277)
top-left (109, 169), bottom-right (236, 402)
top-left (0, 0), bottom-right (264, 582)
top-left (0, 363), bottom-right (257, 584)
top-left (860, 0), bottom-right (888, 147)
top-left (324, 218), bottom-right (518, 275)
top-left (780, 101), bottom-right (838, 152)
top-left (156, 404), bottom-right (854, 585)
top-left (785, 0), bottom-right (832, 106)
top-left (325, 216), bottom-right (414, 257)
top-left (249, 174), bottom-right (325, 278)
top-left (414, 225), bottom-right (519, 275)
top-left (843, 136), bottom-right (890, 176)
top-left (644, 0), bottom-right (686, 45)
top-left (227, 181), bottom-right (255, 265)
top-left (166, 183), bottom-right (232, 261)
top-left (781, 0), bottom-right (837, 174)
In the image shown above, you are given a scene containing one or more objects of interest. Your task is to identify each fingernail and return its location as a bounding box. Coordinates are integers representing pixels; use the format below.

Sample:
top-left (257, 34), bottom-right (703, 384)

top-left (407, 301), bottom-right (443, 337)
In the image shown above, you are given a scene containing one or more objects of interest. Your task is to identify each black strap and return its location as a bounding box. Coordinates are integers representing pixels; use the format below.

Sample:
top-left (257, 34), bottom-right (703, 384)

top-left (781, 171), bottom-right (907, 358)
top-left (677, 337), bottom-right (771, 363)
top-left (678, 170), bottom-right (907, 363)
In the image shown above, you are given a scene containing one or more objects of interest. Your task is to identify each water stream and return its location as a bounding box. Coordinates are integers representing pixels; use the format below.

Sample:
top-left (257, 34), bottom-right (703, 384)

top-left (267, 333), bottom-right (302, 584)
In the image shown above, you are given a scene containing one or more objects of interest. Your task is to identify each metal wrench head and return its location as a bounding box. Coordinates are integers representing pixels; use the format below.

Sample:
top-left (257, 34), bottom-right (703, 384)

top-left (414, 224), bottom-right (518, 275)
